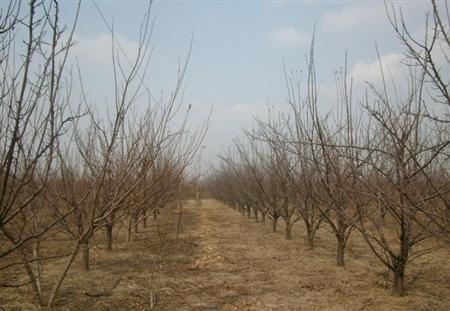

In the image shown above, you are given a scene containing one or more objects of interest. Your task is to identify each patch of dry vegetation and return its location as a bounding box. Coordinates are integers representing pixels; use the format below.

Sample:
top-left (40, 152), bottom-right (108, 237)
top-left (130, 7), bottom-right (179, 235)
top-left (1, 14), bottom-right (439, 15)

top-left (2, 203), bottom-right (450, 310)
top-left (0, 202), bottom-right (199, 310)
top-left (192, 200), bottom-right (450, 310)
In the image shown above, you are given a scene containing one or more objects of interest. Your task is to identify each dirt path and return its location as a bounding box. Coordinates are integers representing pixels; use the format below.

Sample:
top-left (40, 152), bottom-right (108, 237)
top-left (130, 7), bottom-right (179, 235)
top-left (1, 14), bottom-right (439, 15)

top-left (179, 199), bottom-right (309, 310)
top-left (165, 199), bottom-right (450, 311)
top-left (176, 199), bottom-right (354, 311)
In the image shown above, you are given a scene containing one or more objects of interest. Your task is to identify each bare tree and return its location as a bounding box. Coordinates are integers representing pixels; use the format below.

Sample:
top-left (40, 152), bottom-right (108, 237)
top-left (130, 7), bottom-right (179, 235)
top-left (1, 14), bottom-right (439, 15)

top-left (387, 0), bottom-right (450, 112)
top-left (0, 1), bottom-right (81, 306)
top-left (352, 60), bottom-right (450, 295)
top-left (0, 0), bottom-right (80, 258)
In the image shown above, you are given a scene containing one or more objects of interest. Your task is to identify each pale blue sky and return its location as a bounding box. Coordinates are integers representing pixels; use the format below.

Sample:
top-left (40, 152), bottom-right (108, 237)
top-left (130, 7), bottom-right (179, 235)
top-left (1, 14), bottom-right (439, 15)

top-left (45, 1), bottom-right (432, 164)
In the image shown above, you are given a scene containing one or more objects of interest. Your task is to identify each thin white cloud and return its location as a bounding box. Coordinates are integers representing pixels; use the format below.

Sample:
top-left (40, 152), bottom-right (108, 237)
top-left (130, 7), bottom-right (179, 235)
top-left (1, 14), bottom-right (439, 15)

top-left (71, 33), bottom-right (139, 66)
top-left (349, 53), bottom-right (406, 88)
top-left (267, 27), bottom-right (310, 48)
top-left (320, 4), bottom-right (386, 33)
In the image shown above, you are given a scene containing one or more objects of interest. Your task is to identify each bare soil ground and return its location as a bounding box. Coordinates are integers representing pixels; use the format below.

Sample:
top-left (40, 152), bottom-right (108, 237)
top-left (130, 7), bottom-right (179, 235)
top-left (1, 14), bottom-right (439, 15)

top-left (2, 199), bottom-right (450, 310)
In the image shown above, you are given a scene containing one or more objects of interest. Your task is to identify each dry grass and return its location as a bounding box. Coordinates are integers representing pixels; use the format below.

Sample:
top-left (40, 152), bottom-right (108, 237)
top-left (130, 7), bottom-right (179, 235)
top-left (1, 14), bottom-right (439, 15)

top-left (1, 199), bottom-right (450, 310)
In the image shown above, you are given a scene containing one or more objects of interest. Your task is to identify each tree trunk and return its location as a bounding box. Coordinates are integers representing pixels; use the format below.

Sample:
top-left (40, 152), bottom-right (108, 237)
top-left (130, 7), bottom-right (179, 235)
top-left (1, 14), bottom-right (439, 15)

top-left (134, 214), bottom-right (139, 233)
top-left (127, 216), bottom-right (133, 242)
top-left (262, 212), bottom-right (266, 225)
top-left (176, 199), bottom-right (183, 240)
top-left (306, 223), bottom-right (315, 248)
top-left (272, 216), bottom-right (279, 233)
top-left (392, 255), bottom-right (408, 296)
top-left (336, 235), bottom-right (345, 267)
top-left (33, 241), bottom-right (43, 298)
top-left (48, 242), bottom-right (81, 307)
top-left (143, 210), bottom-right (147, 228)
top-left (106, 224), bottom-right (113, 251)
top-left (285, 220), bottom-right (292, 240)
top-left (254, 207), bottom-right (258, 222)
top-left (81, 238), bottom-right (90, 271)
top-left (20, 247), bottom-right (44, 306)
top-left (195, 187), bottom-right (199, 203)
top-left (392, 258), bottom-right (406, 296)
top-left (247, 205), bottom-right (251, 219)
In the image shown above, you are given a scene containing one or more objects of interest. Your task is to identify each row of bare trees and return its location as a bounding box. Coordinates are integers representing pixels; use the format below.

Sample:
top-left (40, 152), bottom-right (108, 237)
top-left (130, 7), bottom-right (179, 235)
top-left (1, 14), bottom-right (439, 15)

top-left (0, 1), bottom-right (207, 307)
top-left (209, 1), bottom-right (450, 296)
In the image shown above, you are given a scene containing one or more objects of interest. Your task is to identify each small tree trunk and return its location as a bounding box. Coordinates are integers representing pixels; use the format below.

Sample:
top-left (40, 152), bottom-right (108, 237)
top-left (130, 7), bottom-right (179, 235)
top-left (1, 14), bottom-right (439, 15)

top-left (262, 212), bottom-right (266, 225)
top-left (195, 187), bottom-right (199, 203)
top-left (106, 224), bottom-right (113, 251)
top-left (134, 214), bottom-right (139, 233)
top-left (81, 238), bottom-right (90, 271)
top-left (33, 241), bottom-right (43, 297)
top-left (305, 222), bottom-right (315, 248)
top-left (20, 247), bottom-right (44, 306)
top-left (272, 216), bottom-right (279, 233)
top-left (247, 205), bottom-right (251, 219)
top-left (336, 235), bottom-right (345, 267)
top-left (176, 199), bottom-right (183, 241)
top-left (392, 269), bottom-right (405, 296)
top-left (143, 210), bottom-right (148, 228)
top-left (392, 259), bottom-right (406, 296)
top-left (127, 216), bottom-right (133, 242)
top-left (285, 220), bottom-right (292, 240)
top-left (254, 207), bottom-right (258, 222)
top-left (48, 242), bottom-right (81, 307)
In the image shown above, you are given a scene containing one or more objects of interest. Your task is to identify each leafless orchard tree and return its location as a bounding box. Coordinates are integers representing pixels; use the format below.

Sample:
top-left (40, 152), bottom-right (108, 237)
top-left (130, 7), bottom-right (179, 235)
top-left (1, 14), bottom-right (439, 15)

top-left (385, 0), bottom-right (450, 233)
top-left (0, 0), bottom-right (83, 306)
top-left (282, 65), bottom-right (325, 248)
top-left (355, 72), bottom-right (450, 295)
top-left (0, 0), bottom-right (80, 258)
top-left (387, 0), bottom-right (450, 111)
top-left (248, 115), bottom-right (302, 240)
top-left (337, 0), bottom-right (450, 295)
top-left (233, 136), bottom-right (290, 235)
top-left (285, 46), bottom-right (364, 266)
